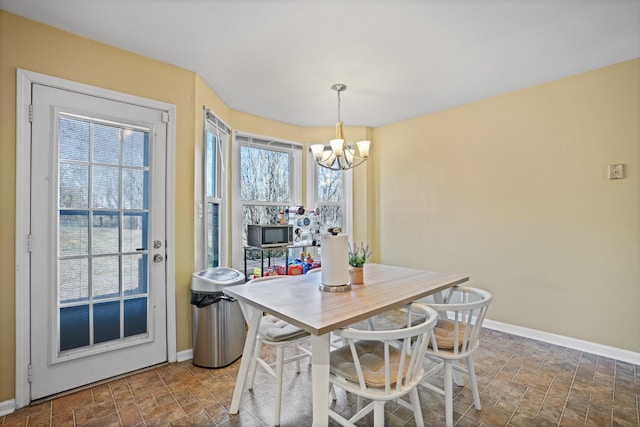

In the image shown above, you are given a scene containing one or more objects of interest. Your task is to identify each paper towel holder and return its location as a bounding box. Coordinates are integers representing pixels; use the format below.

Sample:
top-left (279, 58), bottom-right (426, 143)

top-left (319, 284), bottom-right (351, 292)
top-left (319, 229), bottom-right (352, 292)
top-left (327, 226), bottom-right (341, 236)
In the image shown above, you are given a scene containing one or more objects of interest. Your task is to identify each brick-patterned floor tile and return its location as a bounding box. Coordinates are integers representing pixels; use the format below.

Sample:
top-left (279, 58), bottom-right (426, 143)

top-left (3, 328), bottom-right (639, 426)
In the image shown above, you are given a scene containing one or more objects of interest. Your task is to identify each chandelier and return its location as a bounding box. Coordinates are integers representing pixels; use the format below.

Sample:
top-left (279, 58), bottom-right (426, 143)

top-left (310, 84), bottom-right (371, 171)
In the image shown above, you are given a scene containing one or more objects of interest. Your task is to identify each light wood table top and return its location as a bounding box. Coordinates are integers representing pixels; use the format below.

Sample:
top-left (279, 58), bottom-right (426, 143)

top-left (224, 263), bottom-right (469, 336)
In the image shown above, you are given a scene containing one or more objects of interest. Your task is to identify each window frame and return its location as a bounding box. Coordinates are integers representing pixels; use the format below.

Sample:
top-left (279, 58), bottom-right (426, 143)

top-left (306, 147), bottom-right (353, 238)
top-left (201, 109), bottom-right (230, 269)
top-left (231, 131), bottom-right (303, 269)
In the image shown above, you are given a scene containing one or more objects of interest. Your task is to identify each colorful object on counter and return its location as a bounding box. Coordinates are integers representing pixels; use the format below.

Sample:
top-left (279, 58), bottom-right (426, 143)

top-left (288, 265), bottom-right (303, 275)
top-left (274, 260), bottom-right (321, 276)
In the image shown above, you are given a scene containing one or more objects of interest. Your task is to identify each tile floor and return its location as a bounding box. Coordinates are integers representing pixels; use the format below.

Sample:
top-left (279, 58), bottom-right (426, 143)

top-left (2, 328), bottom-right (639, 426)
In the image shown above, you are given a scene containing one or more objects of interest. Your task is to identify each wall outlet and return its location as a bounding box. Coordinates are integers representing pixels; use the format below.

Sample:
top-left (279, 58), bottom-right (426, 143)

top-left (608, 164), bottom-right (624, 180)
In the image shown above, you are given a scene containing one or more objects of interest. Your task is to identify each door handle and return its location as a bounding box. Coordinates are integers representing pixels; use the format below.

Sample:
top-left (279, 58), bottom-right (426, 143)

top-left (153, 254), bottom-right (164, 263)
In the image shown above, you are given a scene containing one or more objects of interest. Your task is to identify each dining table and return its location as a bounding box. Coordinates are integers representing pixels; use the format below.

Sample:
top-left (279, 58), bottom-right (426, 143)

top-left (224, 263), bottom-right (469, 426)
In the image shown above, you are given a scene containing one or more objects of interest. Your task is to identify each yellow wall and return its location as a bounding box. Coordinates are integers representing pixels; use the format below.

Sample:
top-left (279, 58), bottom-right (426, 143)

top-left (373, 59), bottom-right (640, 352)
top-left (0, 12), bottom-right (335, 401)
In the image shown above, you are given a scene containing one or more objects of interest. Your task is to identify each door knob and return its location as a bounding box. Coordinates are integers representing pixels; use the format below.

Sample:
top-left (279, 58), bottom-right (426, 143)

top-left (153, 254), bottom-right (164, 263)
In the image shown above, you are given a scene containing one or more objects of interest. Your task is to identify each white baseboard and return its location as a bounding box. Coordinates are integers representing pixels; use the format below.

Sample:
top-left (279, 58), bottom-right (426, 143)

top-left (176, 320), bottom-right (640, 367)
top-left (0, 399), bottom-right (16, 416)
top-left (484, 319), bottom-right (640, 365)
top-left (177, 348), bottom-right (193, 363)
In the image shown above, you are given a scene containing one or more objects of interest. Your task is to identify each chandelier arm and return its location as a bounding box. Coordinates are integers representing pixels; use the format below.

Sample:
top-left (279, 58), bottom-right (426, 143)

top-left (313, 155), bottom-right (367, 171)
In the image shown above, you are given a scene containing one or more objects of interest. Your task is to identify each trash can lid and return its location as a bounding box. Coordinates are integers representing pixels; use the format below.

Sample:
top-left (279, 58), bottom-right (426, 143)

top-left (191, 267), bottom-right (244, 292)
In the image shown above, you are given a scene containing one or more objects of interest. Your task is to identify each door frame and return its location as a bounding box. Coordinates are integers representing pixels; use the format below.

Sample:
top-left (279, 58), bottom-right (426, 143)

top-left (15, 69), bottom-right (177, 408)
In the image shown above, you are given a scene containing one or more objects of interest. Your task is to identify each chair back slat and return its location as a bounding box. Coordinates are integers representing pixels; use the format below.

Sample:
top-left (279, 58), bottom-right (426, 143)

top-left (426, 286), bottom-right (492, 356)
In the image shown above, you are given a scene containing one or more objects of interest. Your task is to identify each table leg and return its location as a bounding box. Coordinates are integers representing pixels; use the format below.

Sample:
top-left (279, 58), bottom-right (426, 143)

top-left (229, 301), bottom-right (261, 415)
top-left (311, 334), bottom-right (330, 426)
top-left (244, 248), bottom-right (248, 281)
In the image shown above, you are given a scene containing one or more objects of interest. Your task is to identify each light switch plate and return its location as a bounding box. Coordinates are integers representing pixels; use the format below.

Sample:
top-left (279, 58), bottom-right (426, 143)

top-left (608, 164), bottom-right (624, 180)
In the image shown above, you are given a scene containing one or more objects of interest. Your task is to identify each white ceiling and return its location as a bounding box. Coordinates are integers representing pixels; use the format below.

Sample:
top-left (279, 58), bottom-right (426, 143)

top-left (2, 0), bottom-right (639, 127)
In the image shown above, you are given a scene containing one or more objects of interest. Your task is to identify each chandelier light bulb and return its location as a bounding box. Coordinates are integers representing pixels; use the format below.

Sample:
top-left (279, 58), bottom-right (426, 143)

top-left (330, 139), bottom-right (344, 157)
top-left (356, 140), bottom-right (371, 158)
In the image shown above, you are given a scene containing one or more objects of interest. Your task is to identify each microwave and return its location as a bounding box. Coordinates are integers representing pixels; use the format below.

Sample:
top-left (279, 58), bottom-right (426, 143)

top-left (247, 224), bottom-right (293, 248)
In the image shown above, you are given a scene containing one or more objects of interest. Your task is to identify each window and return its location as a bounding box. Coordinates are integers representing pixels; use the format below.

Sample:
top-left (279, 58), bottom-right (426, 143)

top-left (231, 132), bottom-right (302, 268)
top-left (203, 110), bottom-right (230, 268)
top-left (307, 149), bottom-right (352, 237)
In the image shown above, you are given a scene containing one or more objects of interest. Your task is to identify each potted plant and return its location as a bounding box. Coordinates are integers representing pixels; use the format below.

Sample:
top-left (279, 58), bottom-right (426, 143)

top-left (348, 242), bottom-right (372, 285)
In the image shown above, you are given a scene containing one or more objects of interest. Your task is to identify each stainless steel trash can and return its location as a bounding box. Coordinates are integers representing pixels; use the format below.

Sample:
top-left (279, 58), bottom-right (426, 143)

top-left (190, 267), bottom-right (246, 368)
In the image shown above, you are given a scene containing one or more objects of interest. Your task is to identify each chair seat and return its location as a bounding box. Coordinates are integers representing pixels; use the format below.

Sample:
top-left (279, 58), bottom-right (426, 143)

top-left (432, 319), bottom-right (468, 350)
top-left (258, 314), bottom-right (309, 342)
top-left (411, 317), bottom-right (468, 350)
top-left (330, 340), bottom-right (408, 388)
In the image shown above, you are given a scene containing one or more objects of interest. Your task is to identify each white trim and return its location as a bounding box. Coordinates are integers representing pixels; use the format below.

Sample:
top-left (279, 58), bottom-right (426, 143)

top-left (0, 399), bottom-right (16, 417)
top-left (483, 319), bottom-right (640, 365)
top-left (15, 69), bottom-right (177, 408)
top-left (199, 111), bottom-right (230, 269)
top-left (176, 349), bottom-right (193, 363)
top-left (165, 103), bottom-right (178, 364)
top-left (233, 130), bottom-right (303, 150)
top-left (15, 69), bottom-right (33, 409)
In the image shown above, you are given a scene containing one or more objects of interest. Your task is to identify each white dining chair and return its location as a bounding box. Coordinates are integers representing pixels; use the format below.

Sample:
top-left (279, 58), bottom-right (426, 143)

top-left (420, 286), bottom-right (492, 427)
top-left (328, 303), bottom-right (438, 427)
top-left (244, 275), bottom-right (311, 426)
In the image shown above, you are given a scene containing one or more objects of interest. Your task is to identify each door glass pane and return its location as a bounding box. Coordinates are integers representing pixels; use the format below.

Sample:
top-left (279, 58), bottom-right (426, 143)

top-left (94, 301), bottom-right (120, 344)
top-left (59, 164), bottom-right (89, 208)
top-left (92, 256), bottom-right (120, 299)
top-left (59, 212), bottom-right (88, 257)
top-left (60, 305), bottom-right (89, 351)
top-left (124, 298), bottom-right (147, 337)
top-left (123, 254), bottom-right (147, 296)
top-left (92, 213), bottom-right (119, 255)
top-left (92, 165), bottom-right (120, 209)
top-left (57, 114), bottom-right (150, 353)
top-left (59, 116), bottom-right (89, 161)
top-left (122, 213), bottom-right (147, 252)
top-left (93, 124), bottom-right (121, 165)
top-left (59, 258), bottom-right (89, 303)
top-left (122, 169), bottom-right (148, 209)
top-left (123, 129), bottom-right (148, 167)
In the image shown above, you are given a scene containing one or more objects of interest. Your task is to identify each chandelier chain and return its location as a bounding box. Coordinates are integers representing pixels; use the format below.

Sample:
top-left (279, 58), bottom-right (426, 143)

top-left (336, 90), bottom-right (341, 122)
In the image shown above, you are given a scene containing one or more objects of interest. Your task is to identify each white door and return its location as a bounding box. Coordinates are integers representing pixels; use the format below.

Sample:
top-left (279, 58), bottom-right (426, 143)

top-left (30, 84), bottom-right (168, 400)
